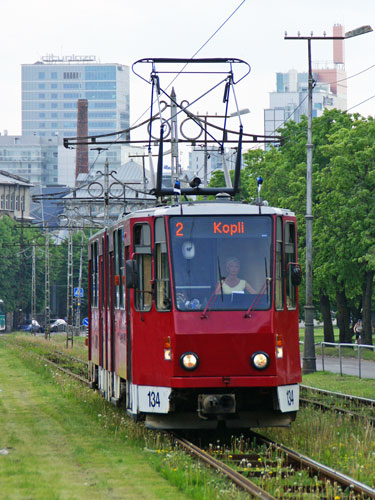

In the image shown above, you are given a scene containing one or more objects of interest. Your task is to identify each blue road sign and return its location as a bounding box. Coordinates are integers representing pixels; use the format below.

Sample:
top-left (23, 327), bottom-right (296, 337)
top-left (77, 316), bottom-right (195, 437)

top-left (82, 317), bottom-right (89, 327)
top-left (74, 287), bottom-right (84, 298)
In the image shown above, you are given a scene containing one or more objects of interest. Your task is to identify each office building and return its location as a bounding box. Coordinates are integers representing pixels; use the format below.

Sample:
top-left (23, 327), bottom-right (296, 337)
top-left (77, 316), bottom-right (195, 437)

top-left (0, 133), bottom-right (59, 185)
top-left (20, 55), bottom-right (130, 184)
top-left (22, 54), bottom-right (130, 140)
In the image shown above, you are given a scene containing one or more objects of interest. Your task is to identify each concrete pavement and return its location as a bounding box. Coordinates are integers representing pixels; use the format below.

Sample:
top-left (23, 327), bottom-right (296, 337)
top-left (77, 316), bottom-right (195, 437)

top-left (302, 354), bottom-right (375, 379)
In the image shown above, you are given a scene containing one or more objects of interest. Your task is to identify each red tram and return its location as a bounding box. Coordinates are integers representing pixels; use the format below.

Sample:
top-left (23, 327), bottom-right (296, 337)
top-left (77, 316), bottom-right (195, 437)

top-left (87, 201), bottom-right (302, 429)
top-left (79, 58), bottom-right (302, 429)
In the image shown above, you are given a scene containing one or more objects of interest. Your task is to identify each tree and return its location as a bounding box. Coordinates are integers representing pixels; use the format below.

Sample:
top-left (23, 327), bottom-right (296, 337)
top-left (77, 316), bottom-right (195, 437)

top-left (318, 116), bottom-right (375, 345)
top-left (242, 109), bottom-right (375, 344)
top-left (0, 216), bottom-right (89, 327)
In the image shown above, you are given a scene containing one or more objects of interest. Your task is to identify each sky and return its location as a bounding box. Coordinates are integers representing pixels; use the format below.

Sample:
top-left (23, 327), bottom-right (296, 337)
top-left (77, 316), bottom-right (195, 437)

top-left (1, 0), bottom-right (375, 143)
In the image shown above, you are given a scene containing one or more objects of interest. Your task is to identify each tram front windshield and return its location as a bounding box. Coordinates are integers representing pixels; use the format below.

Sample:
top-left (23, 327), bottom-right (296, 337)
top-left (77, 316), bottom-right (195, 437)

top-left (169, 215), bottom-right (272, 311)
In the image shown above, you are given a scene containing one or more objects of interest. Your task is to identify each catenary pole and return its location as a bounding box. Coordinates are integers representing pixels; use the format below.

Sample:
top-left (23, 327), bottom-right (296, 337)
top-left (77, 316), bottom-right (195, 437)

top-left (285, 25), bottom-right (373, 373)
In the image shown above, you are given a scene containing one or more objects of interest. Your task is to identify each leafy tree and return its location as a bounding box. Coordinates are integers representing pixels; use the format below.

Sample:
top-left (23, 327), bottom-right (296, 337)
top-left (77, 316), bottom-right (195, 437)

top-left (0, 215), bottom-right (89, 328)
top-left (318, 116), bottom-right (375, 344)
top-left (242, 109), bottom-right (375, 344)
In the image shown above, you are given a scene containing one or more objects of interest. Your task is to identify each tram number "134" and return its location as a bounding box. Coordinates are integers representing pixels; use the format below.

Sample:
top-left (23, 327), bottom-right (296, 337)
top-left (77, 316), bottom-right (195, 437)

top-left (286, 389), bottom-right (294, 406)
top-left (147, 391), bottom-right (161, 408)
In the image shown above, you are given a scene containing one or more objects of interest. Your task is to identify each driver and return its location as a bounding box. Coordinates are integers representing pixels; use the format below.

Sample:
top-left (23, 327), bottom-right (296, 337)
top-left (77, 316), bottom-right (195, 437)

top-left (215, 257), bottom-right (256, 295)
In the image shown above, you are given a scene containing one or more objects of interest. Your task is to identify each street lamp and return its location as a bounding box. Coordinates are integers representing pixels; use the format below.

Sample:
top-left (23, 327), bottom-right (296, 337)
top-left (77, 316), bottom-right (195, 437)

top-left (285, 25), bottom-right (373, 374)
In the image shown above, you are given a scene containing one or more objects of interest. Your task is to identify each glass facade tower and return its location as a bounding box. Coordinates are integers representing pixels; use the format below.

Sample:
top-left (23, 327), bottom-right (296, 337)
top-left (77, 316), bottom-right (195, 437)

top-left (21, 55), bottom-right (130, 140)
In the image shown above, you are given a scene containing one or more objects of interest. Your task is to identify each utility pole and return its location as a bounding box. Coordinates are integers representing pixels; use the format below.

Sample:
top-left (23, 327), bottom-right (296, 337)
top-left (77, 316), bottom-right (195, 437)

top-left (66, 228), bottom-right (74, 347)
top-left (203, 115), bottom-right (208, 187)
top-left (104, 158), bottom-right (109, 228)
top-left (285, 24), bottom-right (372, 374)
top-left (75, 232), bottom-right (84, 331)
top-left (17, 206), bottom-right (25, 327)
top-left (170, 87), bottom-right (179, 177)
top-left (129, 153), bottom-right (158, 192)
top-left (44, 228), bottom-right (51, 340)
top-left (31, 241), bottom-right (36, 325)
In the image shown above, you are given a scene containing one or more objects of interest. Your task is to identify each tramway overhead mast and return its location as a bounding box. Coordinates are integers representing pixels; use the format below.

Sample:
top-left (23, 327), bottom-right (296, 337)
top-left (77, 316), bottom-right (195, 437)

top-left (64, 58), bottom-right (283, 200)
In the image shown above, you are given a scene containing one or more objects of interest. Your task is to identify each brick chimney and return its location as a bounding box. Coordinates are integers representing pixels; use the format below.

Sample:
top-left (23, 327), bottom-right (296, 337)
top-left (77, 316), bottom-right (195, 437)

top-left (333, 24), bottom-right (345, 65)
top-left (75, 99), bottom-right (88, 184)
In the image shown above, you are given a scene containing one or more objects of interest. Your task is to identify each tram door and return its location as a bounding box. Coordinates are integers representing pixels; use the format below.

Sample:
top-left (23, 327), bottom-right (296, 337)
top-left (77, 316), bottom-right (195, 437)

top-left (274, 217), bottom-right (300, 379)
top-left (109, 247), bottom-right (115, 374)
top-left (99, 237), bottom-right (105, 368)
top-left (125, 244), bottom-right (132, 406)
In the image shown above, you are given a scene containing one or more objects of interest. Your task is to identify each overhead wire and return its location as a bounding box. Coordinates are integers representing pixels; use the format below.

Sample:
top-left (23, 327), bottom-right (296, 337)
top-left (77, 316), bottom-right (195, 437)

top-left (73, 0), bottom-right (248, 198)
top-left (131, 0), bottom-right (247, 128)
top-left (37, 1), bottom-right (247, 207)
top-left (347, 93), bottom-right (375, 112)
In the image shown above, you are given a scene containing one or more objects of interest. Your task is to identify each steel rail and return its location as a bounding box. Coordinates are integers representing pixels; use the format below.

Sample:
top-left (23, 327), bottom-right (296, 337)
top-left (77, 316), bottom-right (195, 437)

top-left (36, 354), bottom-right (90, 386)
top-left (172, 434), bottom-right (275, 499)
top-left (300, 397), bottom-right (375, 426)
top-left (33, 349), bottom-right (375, 498)
top-left (301, 384), bottom-right (375, 406)
top-left (251, 431), bottom-right (375, 499)
top-left (53, 350), bottom-right (88, 366)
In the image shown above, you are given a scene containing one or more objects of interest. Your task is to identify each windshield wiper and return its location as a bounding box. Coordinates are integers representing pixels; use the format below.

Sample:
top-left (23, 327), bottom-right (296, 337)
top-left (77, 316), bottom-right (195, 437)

top-left (244, 278), bottom-right (271, 318)
top-left (217, 257), bottom-right (224, 302)
top-left (201, 257), bottom-right (225, 319)
top-left (244, 258), bottom-right (271, 318)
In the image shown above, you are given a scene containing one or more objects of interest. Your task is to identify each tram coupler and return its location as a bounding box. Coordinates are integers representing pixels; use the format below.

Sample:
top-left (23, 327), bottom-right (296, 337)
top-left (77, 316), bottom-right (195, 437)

top-left (198, 393), bottom-right (236, 417)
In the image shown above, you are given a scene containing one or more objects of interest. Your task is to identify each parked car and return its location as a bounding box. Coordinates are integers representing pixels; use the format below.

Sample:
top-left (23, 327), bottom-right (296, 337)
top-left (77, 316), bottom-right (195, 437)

top-left (50, 319), bottom-right (67, 332)
top-left (18, 319), bottom-right (41, 333)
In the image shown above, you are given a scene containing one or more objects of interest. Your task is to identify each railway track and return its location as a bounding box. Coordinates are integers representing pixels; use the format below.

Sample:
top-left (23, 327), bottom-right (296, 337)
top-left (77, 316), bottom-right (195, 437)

top-left (36, 351), bottom-right (89, 386)
top-left (37, 351), bottom-right (375, 498)
top-left (300, 384), bottom-right (375, 424)
top-left (174, 431), bottom-right (375, 499)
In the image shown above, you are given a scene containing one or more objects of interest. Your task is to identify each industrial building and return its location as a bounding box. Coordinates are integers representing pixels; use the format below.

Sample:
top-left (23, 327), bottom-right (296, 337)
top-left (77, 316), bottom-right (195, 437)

top-left (264, 25), bottom-right (347, 142)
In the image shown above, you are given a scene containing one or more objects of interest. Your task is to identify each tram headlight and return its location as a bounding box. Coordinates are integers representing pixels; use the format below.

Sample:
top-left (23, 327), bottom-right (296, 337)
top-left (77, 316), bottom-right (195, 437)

top-left (250, 351), bottom-right (270, 370)
top-left (180, 352), bottom-right (200, 371)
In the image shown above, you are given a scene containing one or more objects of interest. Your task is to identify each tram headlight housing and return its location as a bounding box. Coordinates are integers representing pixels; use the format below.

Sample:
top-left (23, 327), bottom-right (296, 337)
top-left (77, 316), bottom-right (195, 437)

top-left (251, 351), bottom-right (270, 370)
top-left (163, 336), bottom-right (172, 361)
top-left (276, 334), bottom-right (284, 359)
top-left (180, 352), bottom-right (199, 371)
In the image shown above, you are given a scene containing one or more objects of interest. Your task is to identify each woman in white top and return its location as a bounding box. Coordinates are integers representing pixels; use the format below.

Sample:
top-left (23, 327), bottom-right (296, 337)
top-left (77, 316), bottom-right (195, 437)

top-left (215, 257), bottom-right (256, 295)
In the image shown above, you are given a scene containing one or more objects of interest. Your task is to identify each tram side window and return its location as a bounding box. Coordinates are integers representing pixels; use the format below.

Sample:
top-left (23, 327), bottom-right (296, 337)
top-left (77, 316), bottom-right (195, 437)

top-left (101, 237), bottom-right (105, 309)
top-left (118, 228), bottom-right (125, 308)
top-left (113, 229), bottom-right (124, 309)
top-left (275, 217), bottom-right (284, 310)
top-left (285, 222), bottom-right (297, 310)
top-left (134, 223), bottom-right (152, 311)
top-left (114, 231), bottom-right (119, 308)
top-left (91, 241), bottom-right (99, 307)
top-left (155, 218), bottom-right (171, 311)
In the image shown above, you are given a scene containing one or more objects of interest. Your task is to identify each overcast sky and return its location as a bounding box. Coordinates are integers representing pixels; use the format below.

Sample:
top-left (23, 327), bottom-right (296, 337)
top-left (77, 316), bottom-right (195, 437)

top-left (1, 0), bottom-right (375, 140)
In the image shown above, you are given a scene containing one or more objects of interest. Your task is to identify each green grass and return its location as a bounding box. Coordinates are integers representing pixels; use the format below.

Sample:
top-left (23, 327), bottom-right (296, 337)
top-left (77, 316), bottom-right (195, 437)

top-left (3, 332), bottom-right (375, 498)
top-left (302, 371), bottom-right (375, 399)
top-left (263, 406), bottom-right (375, 488)
top-left (0, 336), bottom-right (192, 500)
top-left (0, 334), bottom-right (249, 500)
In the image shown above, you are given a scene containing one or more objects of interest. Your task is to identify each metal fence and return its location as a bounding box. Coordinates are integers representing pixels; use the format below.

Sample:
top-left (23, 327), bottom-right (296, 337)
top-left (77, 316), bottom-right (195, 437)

top-left (319, 342), bottom-right (375, 379)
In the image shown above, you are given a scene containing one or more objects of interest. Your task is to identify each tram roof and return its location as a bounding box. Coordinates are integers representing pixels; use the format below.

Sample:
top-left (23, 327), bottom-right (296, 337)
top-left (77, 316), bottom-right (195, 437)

top-left (125, 202), bottom-right (295, 219)
top-left (89, 202), bottom-right (296, 241)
